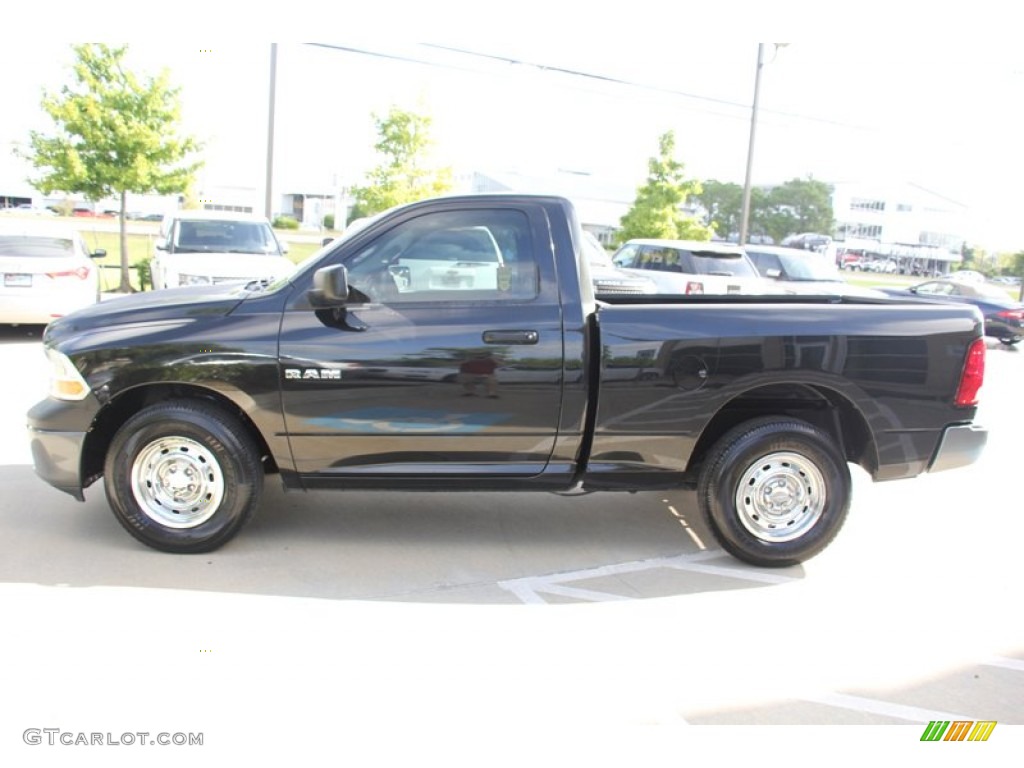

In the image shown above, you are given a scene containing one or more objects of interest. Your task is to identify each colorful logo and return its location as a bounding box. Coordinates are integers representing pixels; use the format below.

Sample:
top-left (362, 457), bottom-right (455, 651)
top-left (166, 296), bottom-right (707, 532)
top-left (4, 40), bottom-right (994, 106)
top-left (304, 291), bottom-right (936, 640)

top-left (920, 721), bottom-right (997, 742)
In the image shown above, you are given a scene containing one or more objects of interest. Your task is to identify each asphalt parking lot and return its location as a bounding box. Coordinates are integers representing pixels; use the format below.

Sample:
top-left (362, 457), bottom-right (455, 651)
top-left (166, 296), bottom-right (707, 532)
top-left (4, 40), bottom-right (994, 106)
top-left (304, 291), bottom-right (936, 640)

top-left (1, 325), bottom-right (1021, 764)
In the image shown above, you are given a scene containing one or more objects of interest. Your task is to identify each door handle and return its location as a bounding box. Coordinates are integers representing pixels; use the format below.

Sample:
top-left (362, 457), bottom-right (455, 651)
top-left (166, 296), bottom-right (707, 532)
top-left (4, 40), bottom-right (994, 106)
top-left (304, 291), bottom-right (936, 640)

top-left (482, 330), bottom-right (539, 345)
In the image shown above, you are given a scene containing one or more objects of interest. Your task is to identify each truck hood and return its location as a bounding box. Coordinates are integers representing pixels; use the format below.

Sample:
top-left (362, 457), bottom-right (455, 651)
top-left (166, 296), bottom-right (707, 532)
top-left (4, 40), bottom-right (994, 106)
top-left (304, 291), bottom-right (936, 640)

top-left (44, 283), bottom-right (250, 342)
top-left (159, 252), bottom-right (296, 282)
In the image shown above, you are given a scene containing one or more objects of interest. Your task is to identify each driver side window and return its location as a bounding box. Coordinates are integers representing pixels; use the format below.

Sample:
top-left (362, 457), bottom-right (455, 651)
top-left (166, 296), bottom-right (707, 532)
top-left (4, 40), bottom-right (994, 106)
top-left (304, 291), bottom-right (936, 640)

top-left (344, 209), bottom-right (538, 303)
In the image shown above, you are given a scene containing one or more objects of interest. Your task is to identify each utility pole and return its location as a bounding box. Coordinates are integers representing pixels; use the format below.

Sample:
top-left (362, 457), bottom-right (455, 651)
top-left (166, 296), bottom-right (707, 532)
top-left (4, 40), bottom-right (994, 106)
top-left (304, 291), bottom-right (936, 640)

top-left (739, 44), bottom-right (787, 246)
top-left (739, 43), bottom-right (765, 247)
top-left (265, 43), bottom-right (277, 221)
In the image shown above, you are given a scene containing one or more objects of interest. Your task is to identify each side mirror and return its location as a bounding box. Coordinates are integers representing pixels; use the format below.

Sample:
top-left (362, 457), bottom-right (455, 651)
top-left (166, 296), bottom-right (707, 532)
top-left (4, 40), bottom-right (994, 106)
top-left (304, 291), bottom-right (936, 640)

top-left (765, 268), bottom-right (782, 279)
top-left (155, 242), bottom-right (168, 251)
top-left (281, 243), bottom-right (289, 255)
top-left (310, 264), bottom-right (349, 305)
top-left (89, 249), bottom-right (107, 259)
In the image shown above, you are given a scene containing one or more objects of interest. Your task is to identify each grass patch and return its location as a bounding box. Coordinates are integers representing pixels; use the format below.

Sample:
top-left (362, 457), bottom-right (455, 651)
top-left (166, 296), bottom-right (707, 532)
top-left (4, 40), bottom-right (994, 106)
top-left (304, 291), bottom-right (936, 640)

top-left (283, 240), bottom-right (323, 264)
top-left (74, 229), bottom-right (157, 292)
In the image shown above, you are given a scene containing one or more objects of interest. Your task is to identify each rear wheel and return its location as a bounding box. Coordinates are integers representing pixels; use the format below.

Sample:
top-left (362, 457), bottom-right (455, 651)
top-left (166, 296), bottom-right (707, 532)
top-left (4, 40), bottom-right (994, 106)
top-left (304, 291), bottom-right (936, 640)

top-left (697, 417), bottom-right (851, 567)
top-left (104, 400), bottom-right (263, 553)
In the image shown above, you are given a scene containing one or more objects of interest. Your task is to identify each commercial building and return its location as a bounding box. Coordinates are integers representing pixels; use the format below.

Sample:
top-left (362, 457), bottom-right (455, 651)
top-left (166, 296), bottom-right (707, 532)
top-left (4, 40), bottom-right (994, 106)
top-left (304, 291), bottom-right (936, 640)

top-left (830, 180), bottom-right (966, 275)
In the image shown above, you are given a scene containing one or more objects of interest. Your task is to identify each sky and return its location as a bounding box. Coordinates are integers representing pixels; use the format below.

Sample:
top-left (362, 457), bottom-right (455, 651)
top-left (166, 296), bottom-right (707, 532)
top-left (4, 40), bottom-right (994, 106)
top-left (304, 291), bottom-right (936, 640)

top-left (2, 4), bottom-right (1023, 250)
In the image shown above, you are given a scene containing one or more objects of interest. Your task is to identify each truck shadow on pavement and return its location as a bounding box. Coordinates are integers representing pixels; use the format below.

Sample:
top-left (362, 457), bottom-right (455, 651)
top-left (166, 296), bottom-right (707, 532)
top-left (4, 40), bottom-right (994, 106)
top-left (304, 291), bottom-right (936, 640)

top-left (0, 465), bottom-right (804, 604)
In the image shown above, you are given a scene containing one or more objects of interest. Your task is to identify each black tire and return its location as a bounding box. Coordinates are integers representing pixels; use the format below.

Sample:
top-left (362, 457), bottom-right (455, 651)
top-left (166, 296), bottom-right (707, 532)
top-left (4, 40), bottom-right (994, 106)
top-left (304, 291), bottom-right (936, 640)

top-left (998, 337), bottom-right (1020, 346)
top-left (103, 400), bottom-right (263, 553)
top-left (697, 417), bottom-right (851, 567)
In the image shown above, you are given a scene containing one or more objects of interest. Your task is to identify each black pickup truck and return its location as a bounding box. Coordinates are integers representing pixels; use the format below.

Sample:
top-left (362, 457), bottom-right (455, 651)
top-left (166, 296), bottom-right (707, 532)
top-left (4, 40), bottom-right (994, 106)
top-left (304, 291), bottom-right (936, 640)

top-left (27, 195), bottom-right (988, 566)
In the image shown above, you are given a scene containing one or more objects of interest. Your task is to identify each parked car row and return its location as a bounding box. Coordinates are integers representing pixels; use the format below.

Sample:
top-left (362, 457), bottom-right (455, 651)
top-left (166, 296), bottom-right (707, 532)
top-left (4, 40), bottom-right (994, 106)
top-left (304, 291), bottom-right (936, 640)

top-left (5, 213), bottom-right (1022, 351)
top-left (596, 239), bottom-right (884, 299)
top-left (0, 204), bottom-right (57, 217)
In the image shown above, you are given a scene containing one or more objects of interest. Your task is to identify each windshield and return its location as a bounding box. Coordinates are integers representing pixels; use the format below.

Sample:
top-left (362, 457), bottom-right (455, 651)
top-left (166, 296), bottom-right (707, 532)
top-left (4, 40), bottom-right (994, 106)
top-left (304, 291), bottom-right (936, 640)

top-left (689, 251), bottom-right (759, 278)
top-left (582, 234), bottom-right (614, 267)
top-left (779, 253), bottom-right (843, 281)
top-left (0, 235), bottom-right (76, 257)
top-left (971, 282), bottom-right (1016, 300)
top-left (172, 220), bottom-right (281, 255)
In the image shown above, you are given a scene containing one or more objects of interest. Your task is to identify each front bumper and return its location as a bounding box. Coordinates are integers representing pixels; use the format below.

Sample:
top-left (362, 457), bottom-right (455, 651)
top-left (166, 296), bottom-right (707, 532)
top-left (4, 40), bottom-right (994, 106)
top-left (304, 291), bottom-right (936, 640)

top-left (27, 426), bottom-right (88, 499)
top-left (928, 423), bottom-right (988, 473)
top-left (26, 396), bottom-right (99, 501)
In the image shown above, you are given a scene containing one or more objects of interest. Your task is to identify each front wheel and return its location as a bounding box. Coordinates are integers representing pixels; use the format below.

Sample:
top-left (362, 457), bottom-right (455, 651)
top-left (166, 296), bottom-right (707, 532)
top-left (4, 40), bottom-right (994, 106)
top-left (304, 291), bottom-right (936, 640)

top-left (697, 417), bottom-right (851, 567)
top-left (104, 400), bottom-right (263, 553)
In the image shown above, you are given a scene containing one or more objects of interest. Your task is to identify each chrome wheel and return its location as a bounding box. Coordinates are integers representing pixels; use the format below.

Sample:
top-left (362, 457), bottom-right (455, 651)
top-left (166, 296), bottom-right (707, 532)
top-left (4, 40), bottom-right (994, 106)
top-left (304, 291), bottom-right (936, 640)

top-left (130, 436), bottom-right (225, 528)
top-left (735, 451), bottom-right (826, 543)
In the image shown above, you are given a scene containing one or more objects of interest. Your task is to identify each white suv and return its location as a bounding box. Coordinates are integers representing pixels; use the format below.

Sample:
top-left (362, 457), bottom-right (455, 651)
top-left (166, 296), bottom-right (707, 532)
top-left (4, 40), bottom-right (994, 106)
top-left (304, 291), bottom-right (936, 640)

top-left (610, 239), bottom-right (774, 295)
top-left (152, 211), bottom-right (295, 290)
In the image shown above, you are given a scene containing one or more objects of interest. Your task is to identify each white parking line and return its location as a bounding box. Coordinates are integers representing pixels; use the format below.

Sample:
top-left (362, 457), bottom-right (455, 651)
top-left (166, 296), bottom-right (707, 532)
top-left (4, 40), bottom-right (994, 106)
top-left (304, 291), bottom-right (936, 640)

top-left (983, 656), bottom-right (1024, 672)
top-left (497, 550), bottom-right (798, 604)
top-left (801, 691), bottom-right (972, 723)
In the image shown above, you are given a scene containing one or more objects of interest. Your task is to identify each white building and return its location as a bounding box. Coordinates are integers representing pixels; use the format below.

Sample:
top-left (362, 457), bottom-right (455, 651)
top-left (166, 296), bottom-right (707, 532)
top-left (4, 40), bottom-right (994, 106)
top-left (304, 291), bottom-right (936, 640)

top-left (830, 180), bottom-right (966, 274)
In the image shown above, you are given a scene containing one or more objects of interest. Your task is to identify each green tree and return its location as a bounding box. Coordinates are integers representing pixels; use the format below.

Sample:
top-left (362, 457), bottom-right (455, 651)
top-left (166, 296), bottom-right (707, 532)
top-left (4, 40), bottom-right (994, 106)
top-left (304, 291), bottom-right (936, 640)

top-left (760, 177), bottom-right (834, 244)
top-left (696, 180), bottom-right (743, 240)
top-left (616, 131), bottom-right (712, 244)
top-left (350, 106), bottom-right (453, 216)
top-left (1006, 250), bottom-right (1024, 276)
top-left (1010, 252), bottom-right (1024, 301)
top-left (960, 243), bottom-right (975, 266)
top-left (22, 44), bottom-right (202, 292)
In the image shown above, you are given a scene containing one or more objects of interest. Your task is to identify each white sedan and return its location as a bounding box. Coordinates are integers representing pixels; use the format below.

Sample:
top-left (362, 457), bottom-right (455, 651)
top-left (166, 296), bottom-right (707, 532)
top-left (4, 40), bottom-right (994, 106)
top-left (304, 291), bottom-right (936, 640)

top-left (0, 221), bottom-right (105, 325)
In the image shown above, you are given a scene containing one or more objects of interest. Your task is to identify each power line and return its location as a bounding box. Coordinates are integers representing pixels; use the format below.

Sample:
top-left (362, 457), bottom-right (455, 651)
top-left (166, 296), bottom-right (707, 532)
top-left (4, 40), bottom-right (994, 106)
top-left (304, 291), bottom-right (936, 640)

top-left (305, 41), bottom-right (865, 131)
top-left (423, 43), bottom-right (867, 130)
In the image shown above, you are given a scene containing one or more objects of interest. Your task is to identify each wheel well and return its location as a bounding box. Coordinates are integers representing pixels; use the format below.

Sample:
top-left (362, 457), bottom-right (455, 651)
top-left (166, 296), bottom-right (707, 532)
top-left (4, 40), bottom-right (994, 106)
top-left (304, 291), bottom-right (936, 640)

top-left (685, 383), bottom-right (875, 480)
top-left (80, 384), bottom-right (278, 489)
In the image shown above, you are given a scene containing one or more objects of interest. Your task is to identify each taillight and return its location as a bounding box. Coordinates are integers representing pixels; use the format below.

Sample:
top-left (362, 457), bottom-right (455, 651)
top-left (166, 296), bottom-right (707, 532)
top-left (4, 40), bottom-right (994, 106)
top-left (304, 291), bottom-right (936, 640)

top-left (46, 266), bottom-right (91, 280)
top-left (685, 281), bottom-right (704, 295)
top-left (46, 268), bottom-right (91, 284)
top-left (954, 337), bottom-right (985, 407)
top-left (995, 309), bottom-right (1023, 321)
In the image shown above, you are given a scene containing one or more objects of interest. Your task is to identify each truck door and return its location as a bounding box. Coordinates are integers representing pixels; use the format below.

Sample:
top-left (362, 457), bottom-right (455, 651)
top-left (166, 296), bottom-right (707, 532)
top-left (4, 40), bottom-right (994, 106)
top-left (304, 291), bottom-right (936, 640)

top-left (278, 202), bottom-right (566, 483)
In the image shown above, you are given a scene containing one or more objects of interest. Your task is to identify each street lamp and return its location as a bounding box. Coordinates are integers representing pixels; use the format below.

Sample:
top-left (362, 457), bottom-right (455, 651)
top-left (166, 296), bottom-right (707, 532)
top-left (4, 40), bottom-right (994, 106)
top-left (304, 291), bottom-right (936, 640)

top-left (739, 43), bottom-right (786, 246)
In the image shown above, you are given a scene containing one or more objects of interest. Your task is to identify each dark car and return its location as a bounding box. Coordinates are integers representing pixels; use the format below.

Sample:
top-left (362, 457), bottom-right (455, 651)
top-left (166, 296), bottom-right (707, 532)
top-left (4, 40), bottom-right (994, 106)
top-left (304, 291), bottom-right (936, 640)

top-left (879, 279), bottom-right (1024, 346)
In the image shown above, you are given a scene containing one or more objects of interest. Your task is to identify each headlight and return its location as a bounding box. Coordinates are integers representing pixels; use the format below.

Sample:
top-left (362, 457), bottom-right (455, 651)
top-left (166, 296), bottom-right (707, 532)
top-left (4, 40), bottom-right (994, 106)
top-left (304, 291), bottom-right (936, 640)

top-left (179, 274), bottom-right (212, 286)
top-left (46, 348), bottom-right (91, 401)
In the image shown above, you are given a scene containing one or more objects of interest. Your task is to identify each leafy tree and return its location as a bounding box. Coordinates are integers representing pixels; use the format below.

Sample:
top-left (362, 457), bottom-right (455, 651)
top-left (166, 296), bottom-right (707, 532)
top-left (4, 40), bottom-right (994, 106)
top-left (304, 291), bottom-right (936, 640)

top-left (350, 106), bottom-right (453, 216)
top-left (1007, 251), bottom-right (1024, 276)
top-left (22, 44), bottom-right (202, 292)
top-left (760, 177), bottom-right (834, 244)
top-left (960, 243), bottom-right (975, 266)
top-left (617, 131), bottom-right (712, 244)
top-left (695, 180), bottom-right (743, 240)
